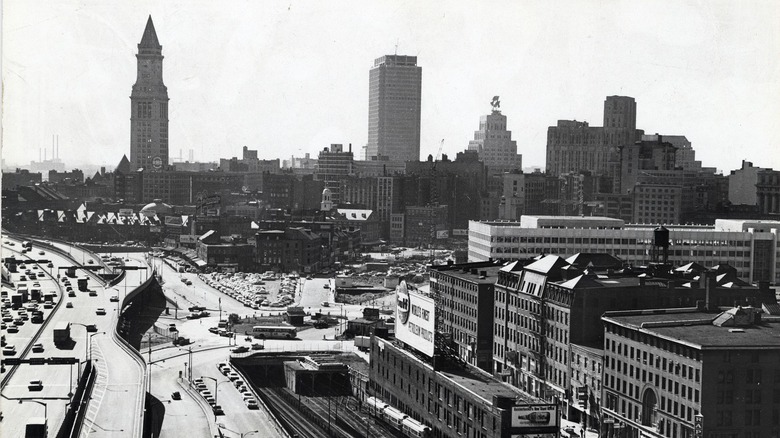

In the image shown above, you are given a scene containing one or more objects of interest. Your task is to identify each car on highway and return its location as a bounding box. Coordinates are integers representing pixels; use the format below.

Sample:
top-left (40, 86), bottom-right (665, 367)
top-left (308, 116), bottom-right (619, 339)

top-left (28, 380), bottom-right (44, 391)
top-left (200, 390), bottom-right (212, 399)
top-left (227, 372), bottom-right (240, 381)
top-left (47, 262), bottom-right (54, 268)
top-left (230, 346), bottom-right (249, 354)
top-left (31, 343), bottom-right (44, 353)
top-left (208, 327), bottom-right (219, 334)
top-left (3, 345), bottom-right (16, 355)
top-left (251, 343), bottom-right (264, 350)
top-left (217, 362), bottom-right (229, 371)
top-left (6, 326), bottom-right (19, 334)
top-left (89, 291), bottom-right (98, 297)
top-left (212, 405), bottom-right (224, 416)
top-left (110, 295), bottom-right (119, 302)
top-left (43, 302), bottom-right (53, 309)
top-left (194, 383), bottom-right (208, 391)
top-left (38, 250), bottom-right (45, 255)
top-left (86, 324), bottom-right (98, 332)
top-left (245, 399), bottom-right (259, 409)
top-left (66, 302), bottom-right (74, 308)
top-left (96, 308), bottom-right (106, 315)
top-left (171, 391), bottom-right (181, 400)
top-left (241, 391), bottom-right (253, 400)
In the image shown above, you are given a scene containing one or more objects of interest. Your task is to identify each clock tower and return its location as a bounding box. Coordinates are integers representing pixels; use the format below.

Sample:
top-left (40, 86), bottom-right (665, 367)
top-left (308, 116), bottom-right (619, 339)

top-left (130, 16), bottom-right (169, 171)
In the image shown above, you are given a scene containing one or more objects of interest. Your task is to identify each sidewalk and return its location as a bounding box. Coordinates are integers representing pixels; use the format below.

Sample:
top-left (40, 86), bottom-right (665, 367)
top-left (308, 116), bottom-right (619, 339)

top-left (560, 418), bottom-right (599, 438)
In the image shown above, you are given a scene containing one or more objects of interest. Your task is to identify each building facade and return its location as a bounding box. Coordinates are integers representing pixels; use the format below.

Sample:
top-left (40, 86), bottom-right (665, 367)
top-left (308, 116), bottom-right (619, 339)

top-left (315, 144), bottom-right (354, 206)
top-left (546, 96), bottom-right (643, 180)
top-left (467, 103), bottom-right (522, 174)
top-left (366, 55), bottom-right (422, 162)
top-left (469, 216), bottom-right (780, 283)
top-left (130, 16), bottom-right (169, 171)
top-left (601, 307), bottom-right (780, 438)
top-left (428, 261), bottom-right (503, 372)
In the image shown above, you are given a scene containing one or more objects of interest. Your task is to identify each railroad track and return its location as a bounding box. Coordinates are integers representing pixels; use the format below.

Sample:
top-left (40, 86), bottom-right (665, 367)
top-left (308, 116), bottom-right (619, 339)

top-left (258, 386), bottom-right (330, 438)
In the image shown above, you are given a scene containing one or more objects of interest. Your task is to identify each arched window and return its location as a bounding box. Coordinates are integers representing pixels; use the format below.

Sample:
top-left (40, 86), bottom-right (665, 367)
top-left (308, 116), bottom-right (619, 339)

top-left (641, 388), bottom-right (658, 426)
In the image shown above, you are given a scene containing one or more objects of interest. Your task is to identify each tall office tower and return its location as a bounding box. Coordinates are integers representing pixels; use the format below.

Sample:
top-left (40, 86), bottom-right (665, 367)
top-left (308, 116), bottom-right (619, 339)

top-left (467, 97), bottom-right (522, 174)
top-left (366, 55), bottom-right (422, 162)
top-left (130, 16), bottom-right (169, 171)
top-left (546, 96), bottom-right (642, 181)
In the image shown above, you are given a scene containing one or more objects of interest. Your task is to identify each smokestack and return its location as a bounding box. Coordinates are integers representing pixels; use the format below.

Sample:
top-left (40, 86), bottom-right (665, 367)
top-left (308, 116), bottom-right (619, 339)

top-left (349, 143), bottom-right (352, 153)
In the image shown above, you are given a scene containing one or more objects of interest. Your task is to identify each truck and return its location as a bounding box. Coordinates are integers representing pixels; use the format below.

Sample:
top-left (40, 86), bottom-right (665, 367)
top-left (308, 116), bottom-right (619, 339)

top-left (53, 321), bottom-right (71, 347)
top-left (25, 417), bottom-right (46, 438)
top-left (78, 278), bottom-right (88, 292)
top-left (354, 335), bottom-right (371, 351)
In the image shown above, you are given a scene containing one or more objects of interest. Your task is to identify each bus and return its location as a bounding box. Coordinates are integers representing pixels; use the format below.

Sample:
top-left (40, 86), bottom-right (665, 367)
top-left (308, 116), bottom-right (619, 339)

top-left (251, 325), bottom-right (297, 339)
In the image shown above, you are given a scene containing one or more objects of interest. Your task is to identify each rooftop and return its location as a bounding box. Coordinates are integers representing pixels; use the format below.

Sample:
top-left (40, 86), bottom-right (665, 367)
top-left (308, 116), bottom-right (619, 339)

top-left (603, 308), bottom-right (780, 350)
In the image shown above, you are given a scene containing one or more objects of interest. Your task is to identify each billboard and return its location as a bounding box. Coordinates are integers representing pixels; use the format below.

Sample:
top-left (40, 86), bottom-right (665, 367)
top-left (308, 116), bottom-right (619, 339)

top-left (436, 230), bottom-right (449, 239)
top-left (118, 208), bottom-right (134, 217)
top-left (510, 404), bottom-right (559, 435)
top-left (394, 281), bottom-right (435, 358)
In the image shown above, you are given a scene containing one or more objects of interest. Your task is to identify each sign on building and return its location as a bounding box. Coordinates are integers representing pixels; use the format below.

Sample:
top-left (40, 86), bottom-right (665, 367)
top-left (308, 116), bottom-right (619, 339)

top-left (118, 208), bottom-right (134, 217)
top-left (394, 281), bottom-right (435, 358)
top-left (510, 404), bottom-right (559, 436)
top-left (436, 230), bottom-right (449, 239)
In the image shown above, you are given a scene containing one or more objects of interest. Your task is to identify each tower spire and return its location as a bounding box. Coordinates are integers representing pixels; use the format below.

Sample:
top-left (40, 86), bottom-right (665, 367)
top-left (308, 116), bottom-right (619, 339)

top-left (139, 15), bottom-right (161, 49)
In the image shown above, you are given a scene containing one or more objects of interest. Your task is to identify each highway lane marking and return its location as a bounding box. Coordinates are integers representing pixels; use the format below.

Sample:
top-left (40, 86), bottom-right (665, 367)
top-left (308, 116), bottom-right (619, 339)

top-left (80, 339), bottom-right (110, 437)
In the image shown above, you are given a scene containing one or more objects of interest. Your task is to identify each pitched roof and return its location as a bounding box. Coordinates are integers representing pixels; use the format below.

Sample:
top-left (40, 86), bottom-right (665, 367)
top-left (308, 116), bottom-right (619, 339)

top-left (524, 254), bottom-right (569, 275)
top-left (139, 15), bottom-right (161, 48)
top-left (116, 155), bottom-right (131, 173)
top-left (558, 274), bottom-right (603, 289)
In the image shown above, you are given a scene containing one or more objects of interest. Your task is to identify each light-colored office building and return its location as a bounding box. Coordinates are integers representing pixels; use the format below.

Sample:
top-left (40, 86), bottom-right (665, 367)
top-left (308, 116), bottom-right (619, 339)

top-left (366, 55), bottom-right (422, 162)
top-left (467, 104), bottom-right (521, 174)
top-left (469, 216), bottom-right (780, 283)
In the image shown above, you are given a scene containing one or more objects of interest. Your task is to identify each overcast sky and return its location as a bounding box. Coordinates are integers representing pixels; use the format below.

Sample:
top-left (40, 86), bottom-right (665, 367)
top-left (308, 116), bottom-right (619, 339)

top-left (2, 0), bottom-right (779, 173)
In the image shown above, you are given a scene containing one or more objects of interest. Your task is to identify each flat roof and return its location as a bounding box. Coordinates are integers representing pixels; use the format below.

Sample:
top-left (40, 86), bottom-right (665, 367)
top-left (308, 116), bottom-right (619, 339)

top-left (604, 310), bottom-right (780, 349)
top-left (377, 338), bottom-right (538, 405)
top-left (433, 265), bottom-right (502, 285)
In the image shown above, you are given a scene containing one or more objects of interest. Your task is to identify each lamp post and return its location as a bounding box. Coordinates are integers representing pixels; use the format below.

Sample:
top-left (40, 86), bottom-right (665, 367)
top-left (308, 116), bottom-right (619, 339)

top-left (241, 431), bottom-right (260, 438)
top-left (200, 376), bottom-right (230, 421)
top-left (88, 331), bottom-right (104, 362)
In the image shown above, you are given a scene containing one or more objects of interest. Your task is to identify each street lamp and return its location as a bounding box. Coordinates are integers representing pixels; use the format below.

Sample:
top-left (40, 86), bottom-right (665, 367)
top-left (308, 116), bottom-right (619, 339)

top-left (70, 323), bottom-right (103, 363)
top-left (241, 431), bottom-right (260, 438)
top-left (200, 376), bottom-right (230, 421)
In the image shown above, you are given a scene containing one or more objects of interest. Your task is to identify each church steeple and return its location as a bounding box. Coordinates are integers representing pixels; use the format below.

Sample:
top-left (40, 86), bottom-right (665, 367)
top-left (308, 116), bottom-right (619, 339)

top-left (139, 16), bottom-right (161, 51)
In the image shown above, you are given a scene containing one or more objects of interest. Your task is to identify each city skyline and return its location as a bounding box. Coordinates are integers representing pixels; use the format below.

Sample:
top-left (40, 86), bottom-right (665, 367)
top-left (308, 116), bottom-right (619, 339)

top-left (2, 1), bottom-right (779, 173)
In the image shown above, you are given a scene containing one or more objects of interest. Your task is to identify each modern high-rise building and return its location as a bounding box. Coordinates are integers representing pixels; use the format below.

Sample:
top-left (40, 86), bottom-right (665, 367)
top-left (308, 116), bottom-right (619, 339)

top-left (366, 55), bottom-right (422, 162)
top-left (467, 98), bottom-right (522, 174)
top-left (130, 16), bottom-right (169, 172)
